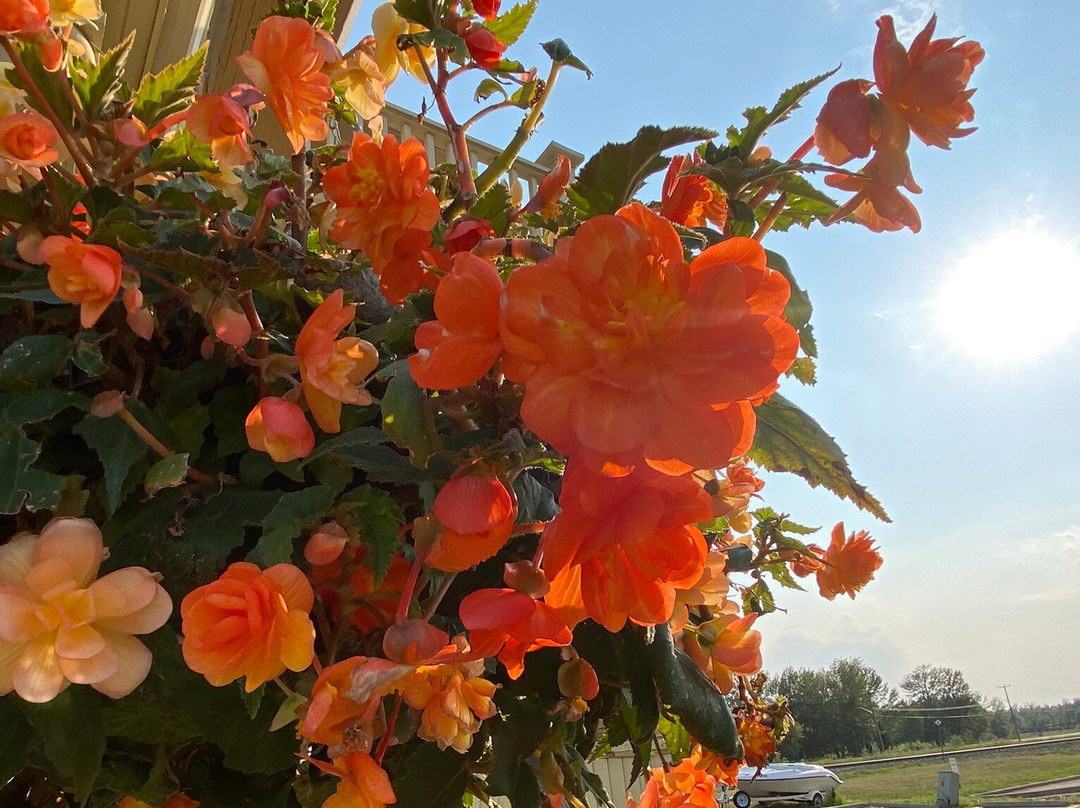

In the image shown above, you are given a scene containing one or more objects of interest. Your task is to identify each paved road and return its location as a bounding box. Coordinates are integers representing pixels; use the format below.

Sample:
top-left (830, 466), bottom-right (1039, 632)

top-left (982, 775), bottom-right (1080, 798)
top-left (825, 734), bottom-right (1080, 771)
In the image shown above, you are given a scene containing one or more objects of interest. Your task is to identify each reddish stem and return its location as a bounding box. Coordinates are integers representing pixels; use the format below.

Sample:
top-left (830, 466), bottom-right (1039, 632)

top-left (374, 693), bottom-right (404, 765)
top-left (746, 135), bottom-right (818, 210)
top-left (752, 192), bottom-right (788, 242)
top-left (416, 45), bottom-right (478, 202)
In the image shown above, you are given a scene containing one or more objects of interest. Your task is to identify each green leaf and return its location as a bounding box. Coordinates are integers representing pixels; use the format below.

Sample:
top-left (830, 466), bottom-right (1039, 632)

top-left (0, 335), bottom-right (73, 388)
top-left (489, 698), bottom-right (548, 808)
top-left (381, 372), bottom-right (439, 464)
top-left (303, 426), bottom-right (388, 464)
top-left (131, 42), bottom-right (208, 127)
top-left (724, 544), bottom-right (754, 572)
top-left (149, 128), bottom-right (218, 173)
top-left (540, 38), bottom-right (593, 77)
top-left (474, 77), bottom-right (508, 103)
top-left (72, 333), bottom-right (110, 376)
top-left (750, 393), bottom-right (890, 521)
top-left (73, 411), bottom-right (151, 514)
top-left (0, 188), bottom-right (34, 224)
top-left (569, 125), bottom-right (716, 217)
top-left (636, 624), bottom-right (742, 758)
top-left (470, 181), bottom-right (512, 235)
top-left (144, 453), bottom-right (189, 495)
top-left (486, 0), bottom-right (538, 47)
top-left (69, 31), bottom-right (134, 118)
top-left (394, 0), bottom-right (438, 27)
top-left (0, 415), bottom-right (68, 514)
top-left (390, 743), bottom-right (474, 808)
top-left (728, 66), bottom-right (839, 158)
top-left (765, 250), bottom-right (816, 358)
top-left (6, 42), bottom-right (72, 125)
top-left (0, 697), bottom-right (34, 784)
top-left (337, 485), bottom-right (405, 583)
top-left (20, 686), bottom-right (106, 802)
top-left (270, 691), bottom-right (307, 731)
top-left (513, 472), bottom-right (558, 523)
top-left (248, 486), bottom-right (338, 566)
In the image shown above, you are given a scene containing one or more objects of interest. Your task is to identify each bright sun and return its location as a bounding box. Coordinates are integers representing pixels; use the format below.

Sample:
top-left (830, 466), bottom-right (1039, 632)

top-left (935, 228), bottom-right (1080, 362)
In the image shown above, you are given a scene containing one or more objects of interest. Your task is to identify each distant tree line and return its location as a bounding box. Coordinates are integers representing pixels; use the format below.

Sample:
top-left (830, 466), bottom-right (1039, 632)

top-left (765, 658), bottom-right (1080, 760)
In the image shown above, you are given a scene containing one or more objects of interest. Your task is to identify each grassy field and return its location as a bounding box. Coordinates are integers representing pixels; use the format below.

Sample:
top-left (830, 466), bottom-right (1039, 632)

top-left (835, 744), bottom-right (1080, 806)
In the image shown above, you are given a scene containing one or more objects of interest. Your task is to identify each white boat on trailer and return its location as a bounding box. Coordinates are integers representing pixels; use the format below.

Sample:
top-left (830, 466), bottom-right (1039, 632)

top-left (724, 762), bottom-right (843, 808)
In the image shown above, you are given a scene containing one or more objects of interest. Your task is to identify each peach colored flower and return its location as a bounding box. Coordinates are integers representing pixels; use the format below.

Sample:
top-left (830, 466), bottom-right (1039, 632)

top-left (236, 15), bottom-right (334, 153)
top-left (295, 289), bottom-right (380, 433)
top-left (659, 153), bottom-right (728, 230)
top-left (702, 457), bottom-right (765, 534)
top-left (0, 111), bottom-right (59, 177)
top-left (305, 521), bottom-right (350, 566)
top-left (815, 522), bottom-right (882, 600)
top-left (208, 294), bottom-right (252, 347)
top-left (323, 133), bottom-right (441, 303)
top-left (371, 2), bottom-right (435, 84)
top-left (333, 46), bottom-right (388, 121)
top-left (181, 562), bottom-right (315, 692)
top-left (671, 550), bottom-right (730, 632)
top-left (245, 397), bottom-right (316, 462)
top-left (39, 236), bottom-right (123, 328)
top-left (540, 460), bottom-right (712, 632)
top-left (501, 203), bottom-right (798, 476)
top-left (0, 518), bottom-right (172, 703)
top-left (695, 610), bottom-right (762, 694)
top-left (0, 0), bottom-right (49, 34)
top-left (321, 751), bottom-right (396, 808)
top-left (422, 467), bottom-right (517, 572)
top-left (50, 0), bottom-right (102, 25)
top-left (398, 653), bottom-right (498, 752)
top-left (874, 14), bottom-right (984, 150)
top-left (186, 93), bottom-right (254, 167)
top-left (409, 252), bottom-right (504, 390)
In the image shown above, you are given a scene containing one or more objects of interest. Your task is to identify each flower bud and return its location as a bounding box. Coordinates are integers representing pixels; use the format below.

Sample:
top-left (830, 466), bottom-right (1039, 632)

top-left (245, 397), bottom-right (315, 462)
top-left (304, 521), bottom-right (349, 566)
top-left (91, 390), bottom-right (126, 418)
top-left (558, 658), bottom-right (599, 701)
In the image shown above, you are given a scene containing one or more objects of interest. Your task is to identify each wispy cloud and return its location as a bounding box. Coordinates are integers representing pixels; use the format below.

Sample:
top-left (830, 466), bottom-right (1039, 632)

top-left (826, 0), bottom-right (962, 41)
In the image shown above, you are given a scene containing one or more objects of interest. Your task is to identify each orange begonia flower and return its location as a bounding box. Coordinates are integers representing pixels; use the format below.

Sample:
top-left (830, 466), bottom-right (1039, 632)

top-left (302, 656), bottom-right (380, 748)
top-left (473, 0), bottom-right (500, 19)
top-left (814, 78), bottom-right (880, 166)
top-left (0, 518), bottom-right (172, 703)
top-left (424, 467), bottom-right (517, 572)
top-left (371, 2), bottom-right (435, 84)
top-left (409, 252), bottom-right (504, 390)
top-left (442, 216), bottom-right (495, 254)
top-left (322, 751), bottom-right (396, 808)
top-left (790, 544), bottom-right (825, 578)
top-left (522, 154), bottom-right (573, 216)
top-left (236, 16), bottom-right (334, 153)
top-left (0, 111), bottom-right (59, 177)
top-left (323, 133), bottom-right (442, 303)
top-left (501, 203), bottom-right (798, 476)
top-left (659, 153), bottom-right (728, 230)
top-left (459, 587), bottom-right (572, 679)
top-left (738, 713), bottom-right (777, 769)
top-left (245, 397), bottom-right (316, 462)
top-left (815, 522), bottom-right (883, 600)
top-left (464, 24), bottom-right (507, 70)
top-left (826, 142), bottom-right (922, 234)
top-left (629, 751), bottom-right (719, 808)
top-left (540, 461), bottom-right (713, 632)
top-left (874, 14), bottom-right (984, 150)
top-left (671, 550), bottom-right (730, 632)
top-left (0, 0), bottom-right (49, 34)
top-left (39, 236), bottom-right (123, 328)
top-left (694, 746), bottom-right (742, 789)
top-left (180, 562), bottom-right (316, 691)
top-left (695, 609), bottom-right (762, 694)
top-left (294, 289), bottom-right (380, 433)
top-left (186, 93), bottom-right (254, 167)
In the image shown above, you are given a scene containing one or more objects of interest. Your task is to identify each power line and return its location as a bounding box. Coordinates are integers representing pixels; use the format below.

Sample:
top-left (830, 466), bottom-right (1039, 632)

top-left (1000, 685), bottom-right (1024, 742)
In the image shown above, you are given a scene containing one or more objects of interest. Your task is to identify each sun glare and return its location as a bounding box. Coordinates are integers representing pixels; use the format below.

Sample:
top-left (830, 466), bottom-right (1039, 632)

top-left (935, 228), bottom-right (1080, 362)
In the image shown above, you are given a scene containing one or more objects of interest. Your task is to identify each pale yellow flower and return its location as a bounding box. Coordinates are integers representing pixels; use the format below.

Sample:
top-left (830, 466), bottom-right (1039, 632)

top-left (371, 2), bottom-right (434, 84)
top-left (50, 0), bottom-right (103, 25)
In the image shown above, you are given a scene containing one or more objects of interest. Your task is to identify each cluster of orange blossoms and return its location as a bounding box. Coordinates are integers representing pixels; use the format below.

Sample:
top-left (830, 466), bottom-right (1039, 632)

top-left (815, 14), bottom-right (983, 231)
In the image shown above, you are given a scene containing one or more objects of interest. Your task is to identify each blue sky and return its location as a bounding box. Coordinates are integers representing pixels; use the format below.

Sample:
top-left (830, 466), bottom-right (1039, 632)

top-left (352, 0), bottom-right (1080, 704)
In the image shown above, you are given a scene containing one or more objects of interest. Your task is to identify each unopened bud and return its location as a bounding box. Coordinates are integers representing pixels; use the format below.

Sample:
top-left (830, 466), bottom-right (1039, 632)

top-left (91, 390), bottom-right (126, 418)
top-left (304, 521), bottom-right (349, 566)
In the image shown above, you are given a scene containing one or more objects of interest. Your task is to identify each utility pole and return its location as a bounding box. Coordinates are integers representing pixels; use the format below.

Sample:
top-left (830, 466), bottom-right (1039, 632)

top-left (1000, 685), bottom-right (1023, 742)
